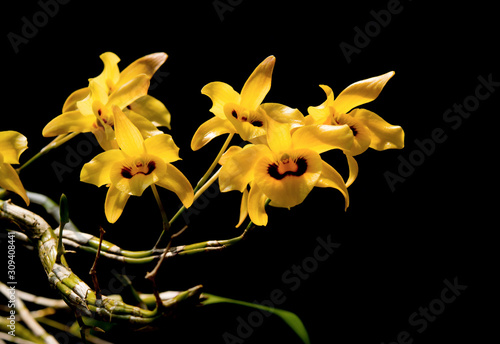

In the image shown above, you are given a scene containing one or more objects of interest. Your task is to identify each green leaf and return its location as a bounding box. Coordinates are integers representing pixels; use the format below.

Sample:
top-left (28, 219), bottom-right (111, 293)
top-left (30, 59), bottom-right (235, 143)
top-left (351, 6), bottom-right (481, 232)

top-left (202, 293), bottom-right (310, 344)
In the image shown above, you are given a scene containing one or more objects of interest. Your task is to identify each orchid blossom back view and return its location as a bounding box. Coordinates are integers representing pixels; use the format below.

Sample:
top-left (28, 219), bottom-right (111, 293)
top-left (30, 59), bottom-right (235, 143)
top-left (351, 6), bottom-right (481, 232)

top-left (0, 52), bottom-right (404, 344)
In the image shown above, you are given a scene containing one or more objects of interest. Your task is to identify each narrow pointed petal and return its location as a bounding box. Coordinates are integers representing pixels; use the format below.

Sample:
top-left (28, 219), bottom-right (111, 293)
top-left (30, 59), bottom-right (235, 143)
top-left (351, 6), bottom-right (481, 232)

top-left (80, 150), bottom-right (126, 187)
top-left (126, 110), bottom-right (163, 138)
top-left (344, 153), bottom-right (358, 187)
top-left (115, 52), bottom-right (167, 90)
top-left (265, 117), bottom-right (293, 153)
top-left (0, 163), bottom-right (29, 205)
top-left (350, 108), bottom-right (404, 150)
top-left (201, 82), bottom-right (241, 119)
top-left (42, 111), bottom-right (95, 137)
top-left (108, 74), bottom-right (150, 110)
top-left (105, 185), bottom-right (130, 223)
top-left (236, 188), bottom-right (249, 228)
top-left (0, 131), bottom-right (27, 164)
top-left (334, 71), bottom-right (395, 114)
top-left (127, 95), bottom-right (171, 129)
top-left (191, 116), bottom-right (236, 151)
top-left (62, 87), bottom-right (90, 112)
top-left (315, 161), bottom-right (349, 210)
top-left (291, 124), bottom-right (354, 153)
top-left (247, 182), bottom-right (268, 226)
top-left (113, 106), bottom-right (145, 156)
top-left (144, 134), bottom-right (180, 163)
top-left (260, 103), bottom-right (305, 127)
top-left (156, 164), bottom-right (194, 208)
top-left (240, 56), bottom-right (275, 110)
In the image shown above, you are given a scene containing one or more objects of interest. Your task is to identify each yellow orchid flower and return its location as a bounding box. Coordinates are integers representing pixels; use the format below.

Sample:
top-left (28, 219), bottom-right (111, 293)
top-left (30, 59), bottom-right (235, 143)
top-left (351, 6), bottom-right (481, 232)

top-left (218, 117), bottom-right (354, 227)
top-left (80, 106), bottom-right (193, 223)
top-left (0, 131), bottom-right (29, 205)
top-left (307, 71), bottom-right (404, 185)
top-left (192, 56), bottom-right (304, 150)
top-left (43, 52), bottom-right (171, 150)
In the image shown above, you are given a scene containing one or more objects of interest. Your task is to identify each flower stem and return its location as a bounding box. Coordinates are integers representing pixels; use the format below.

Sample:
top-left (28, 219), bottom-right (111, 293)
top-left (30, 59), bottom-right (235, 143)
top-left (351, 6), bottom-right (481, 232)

top-left (151, 184), bottom-right (170, 249)
top-left (167, 133), bottom-right (234, 229)
top-left (194, 133), bottom-right (234, 193)
top-left (17, 132), bottom-right (79, 173)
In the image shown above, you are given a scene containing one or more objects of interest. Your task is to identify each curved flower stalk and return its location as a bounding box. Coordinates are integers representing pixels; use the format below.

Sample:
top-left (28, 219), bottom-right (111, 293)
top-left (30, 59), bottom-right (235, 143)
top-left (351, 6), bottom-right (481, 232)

top-left (43, 52), bottom-right (171, 150)
top-left (80, 106), bottom-right (193, 223)
top-left (0, 131), bottom-right (29, 205)
top-left (307, 71), bottom-right (405, 185)
top-left (219, 116), bottom-right (354, 226)
top-left (192, 56), bottom-right (304, 150)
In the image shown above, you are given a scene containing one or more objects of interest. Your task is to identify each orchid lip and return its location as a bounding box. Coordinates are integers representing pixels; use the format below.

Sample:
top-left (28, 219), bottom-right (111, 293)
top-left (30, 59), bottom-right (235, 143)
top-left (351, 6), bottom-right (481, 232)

top-left (267, 156), bottom-right (308, 180)
top-left (121, 160), bottom-right (156, 179)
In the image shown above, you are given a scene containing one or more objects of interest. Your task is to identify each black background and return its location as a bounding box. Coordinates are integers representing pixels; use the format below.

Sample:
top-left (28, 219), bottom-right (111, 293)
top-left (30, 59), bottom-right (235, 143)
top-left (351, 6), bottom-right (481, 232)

top-left (2, 0), bottom-right (497, 343)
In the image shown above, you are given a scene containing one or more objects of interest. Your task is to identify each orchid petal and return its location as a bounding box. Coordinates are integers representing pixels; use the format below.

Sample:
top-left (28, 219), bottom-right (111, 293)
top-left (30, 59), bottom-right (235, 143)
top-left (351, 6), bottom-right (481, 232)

top-left (144, 134), bottom-right (180, 163)
top-left (307, 85), bottom-right (335, 124)
top-left (254, 149), bottom-right (322, 208)
top-left (126, 110), bottom-right (164, 138)
top-left (315, 161), bottom-right (349, 211)
top-left (334, 71), bottom-right (395, 114)
top-left (80, 150), bottom-right (126, 187)
top-left (126, 95), bottom-right (171, 129)
top-left (236, 188), bottom-right (249, 228)
top-left (113, 106), bottom-right (145, 156)
top-left (114, 52), bottom-right (167, 90)
top-left (93, 52), bottom-right (121, 92)
top-left (0, 163), bottom-right (29, 205)
top-left (0, 131), bottom-right (28, 164)
top-left (247, 182), bottom-right (268, 226)
top-left (219, 144), bottom-right (270, 193)
top-left (62, 87), bottom-right (90, 113)
top-left (350, 108), bottom-right (405, 150)
top-left (345, 153), bottom-right (358, 187)
top-left (291, 124), bottom-right (354, 153)
top-left (191, 116), bottom-right (236, 151)
top-left (42, 111), bottom-right (95, 137)
top-left (224, 103), bottom-right (267, 142)
top-left (105, 185), bottom-right (131, 223)
top-left (201, 81), bottom-right (241, 119)
top-left (156, 163), bottom-right (194, 208)
top-left (240, 56), bottom-right (275, 110)
top-left (108, 74), bottom-right (150, 110)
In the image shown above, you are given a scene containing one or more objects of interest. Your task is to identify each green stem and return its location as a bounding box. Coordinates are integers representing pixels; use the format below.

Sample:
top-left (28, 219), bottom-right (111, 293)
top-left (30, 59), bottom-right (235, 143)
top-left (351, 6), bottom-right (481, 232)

top-left (17, 132), bottom-right (79, 173)
top-left (194, 133), bottom-right (234, 193)
top-left (167, 133), bottom-right (234, 229)
top-left (151, 184), bottom-right (170, 249)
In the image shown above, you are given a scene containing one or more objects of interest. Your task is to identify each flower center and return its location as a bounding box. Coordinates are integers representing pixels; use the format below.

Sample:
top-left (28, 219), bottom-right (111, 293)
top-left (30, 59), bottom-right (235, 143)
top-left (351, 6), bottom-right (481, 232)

top-left (121, 159), bottom-right (156, 179)
top-left (268, 154), bottom-right (308, 180)
top-left (231, 108), bottom-right (263, 127)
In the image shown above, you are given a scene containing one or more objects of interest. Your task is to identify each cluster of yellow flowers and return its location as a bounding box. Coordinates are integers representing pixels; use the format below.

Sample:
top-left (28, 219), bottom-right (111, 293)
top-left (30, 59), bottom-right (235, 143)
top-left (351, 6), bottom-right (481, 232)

top-left (0, 52), bottom-right (404, 227)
